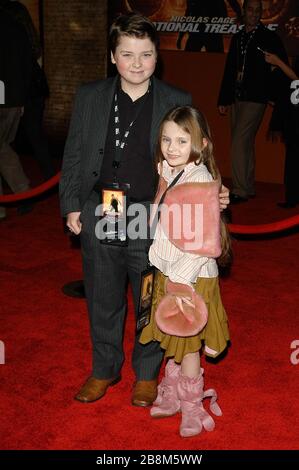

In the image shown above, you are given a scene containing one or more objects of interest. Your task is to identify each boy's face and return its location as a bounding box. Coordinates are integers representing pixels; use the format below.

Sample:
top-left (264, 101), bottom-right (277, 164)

top-left (111, 35), bottom-right (157, 89)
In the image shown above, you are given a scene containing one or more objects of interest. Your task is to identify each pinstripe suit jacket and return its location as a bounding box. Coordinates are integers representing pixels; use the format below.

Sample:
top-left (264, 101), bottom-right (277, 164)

top-left (59, 75), bottom-right (192, 217)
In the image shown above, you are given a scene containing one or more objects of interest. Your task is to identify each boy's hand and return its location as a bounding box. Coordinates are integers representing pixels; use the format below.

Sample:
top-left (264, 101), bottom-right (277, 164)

top-left (66, 211), bottom-right (82, 235)
top-left (219, 185), bottom-right (230, 211)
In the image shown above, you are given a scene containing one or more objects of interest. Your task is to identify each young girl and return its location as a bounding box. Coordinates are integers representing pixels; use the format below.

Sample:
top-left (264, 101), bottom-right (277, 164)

top-left (140, 106), bottom-right (231, 438)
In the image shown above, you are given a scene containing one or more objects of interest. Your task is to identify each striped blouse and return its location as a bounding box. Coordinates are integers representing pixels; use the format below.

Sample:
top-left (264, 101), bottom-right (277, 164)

top-left (149, 160), bottom-right (219, 285)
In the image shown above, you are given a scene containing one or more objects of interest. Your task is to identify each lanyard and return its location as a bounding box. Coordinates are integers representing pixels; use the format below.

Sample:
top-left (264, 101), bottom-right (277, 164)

top-left (113, 81), bottom-right (151, 180)
top-left (238, 25), bottom-right (258, 79)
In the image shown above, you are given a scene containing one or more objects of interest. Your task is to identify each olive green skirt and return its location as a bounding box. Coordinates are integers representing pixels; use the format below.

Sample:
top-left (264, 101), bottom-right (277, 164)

top-left (139, 270), bottom-right (230, 363)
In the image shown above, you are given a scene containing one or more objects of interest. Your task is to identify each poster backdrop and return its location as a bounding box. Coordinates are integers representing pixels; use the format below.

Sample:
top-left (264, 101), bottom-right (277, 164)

top-left (109, 1), bottom-right (299, 55)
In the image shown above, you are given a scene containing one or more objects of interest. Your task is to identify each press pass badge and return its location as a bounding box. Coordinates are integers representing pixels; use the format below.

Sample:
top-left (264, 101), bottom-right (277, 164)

top-left (97, 182), bottom-right (130, 246)
top-left (136, 267), bottom-right (155, 333)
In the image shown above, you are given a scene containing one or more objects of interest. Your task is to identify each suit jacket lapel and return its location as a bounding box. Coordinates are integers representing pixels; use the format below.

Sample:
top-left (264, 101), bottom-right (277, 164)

top-left (88, 75), bottom-right (118, 172)
top-left (150, 77), bottom-right (170, 158)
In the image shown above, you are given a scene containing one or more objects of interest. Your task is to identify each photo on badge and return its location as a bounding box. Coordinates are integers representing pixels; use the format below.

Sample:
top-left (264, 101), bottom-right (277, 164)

top-left (102, 188), bottom-right (124, 218)
top-left (99, 186), bottom-right (128, 245)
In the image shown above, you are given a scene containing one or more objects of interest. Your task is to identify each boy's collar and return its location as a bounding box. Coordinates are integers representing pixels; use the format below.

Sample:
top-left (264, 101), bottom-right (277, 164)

top-left (117, 76), bottom-right (153, 97)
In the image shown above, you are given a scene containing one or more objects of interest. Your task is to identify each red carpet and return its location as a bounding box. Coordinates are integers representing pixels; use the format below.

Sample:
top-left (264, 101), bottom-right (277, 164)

top-left (0, 184), bottom-right (299, 450)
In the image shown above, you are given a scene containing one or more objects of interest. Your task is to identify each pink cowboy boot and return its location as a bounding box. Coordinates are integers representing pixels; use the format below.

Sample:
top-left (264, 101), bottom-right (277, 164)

top-left (177, 369), bottom-right (222, 438)
top-left (150, 359), bottom-right (181, 418)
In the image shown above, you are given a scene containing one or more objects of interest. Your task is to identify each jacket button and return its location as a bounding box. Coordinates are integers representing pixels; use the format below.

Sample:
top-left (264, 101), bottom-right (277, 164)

top-left (92, 171), bottom-right (98, 177)
top-left (99, 148), bottom-right (104, 154)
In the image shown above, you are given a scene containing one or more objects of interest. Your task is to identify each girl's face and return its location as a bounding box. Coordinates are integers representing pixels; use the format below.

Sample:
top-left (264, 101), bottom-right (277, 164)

top-left (161, 121), bottom-right (192, 172)
top-left (111, 36), bottom-right (157, 89)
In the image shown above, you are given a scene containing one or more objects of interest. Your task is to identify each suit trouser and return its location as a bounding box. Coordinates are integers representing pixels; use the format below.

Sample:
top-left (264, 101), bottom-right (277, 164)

top-left (0, 108), bottom-right (30, 216)
top-left (230, 101), bottom-right (266, 198)
top-left (80, 197), bottom-right (164, 380)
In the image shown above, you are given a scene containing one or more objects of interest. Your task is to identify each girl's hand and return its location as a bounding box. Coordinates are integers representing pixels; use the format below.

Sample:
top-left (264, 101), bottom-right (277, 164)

top-left (66, 211), bottom-right (82, 235)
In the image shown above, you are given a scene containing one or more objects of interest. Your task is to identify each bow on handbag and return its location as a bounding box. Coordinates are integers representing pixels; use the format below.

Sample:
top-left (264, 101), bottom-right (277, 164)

top-left (155, 279), bottom-right (208, 337)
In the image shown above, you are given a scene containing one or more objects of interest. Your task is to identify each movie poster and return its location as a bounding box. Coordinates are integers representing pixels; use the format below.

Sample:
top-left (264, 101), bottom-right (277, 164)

top-left (108, 1), bottom-right (299, 55)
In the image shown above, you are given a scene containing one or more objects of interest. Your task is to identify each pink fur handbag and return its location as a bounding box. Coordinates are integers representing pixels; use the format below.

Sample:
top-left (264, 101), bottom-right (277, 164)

top-left (155, 279), bottom-right (208, 337)
top-left (160, 180), bottom-right (221, 257)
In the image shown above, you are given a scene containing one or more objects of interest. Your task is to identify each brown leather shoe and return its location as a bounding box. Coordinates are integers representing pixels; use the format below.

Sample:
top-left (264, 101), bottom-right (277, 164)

top-left (131, 379), bottom-right (158, 407)
top-left (75, 376), bottom-right (120, 403)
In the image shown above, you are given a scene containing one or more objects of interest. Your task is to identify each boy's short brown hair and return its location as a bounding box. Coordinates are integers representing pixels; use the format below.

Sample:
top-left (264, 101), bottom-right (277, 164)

top-left (109, 13), bottom-right (159, 54)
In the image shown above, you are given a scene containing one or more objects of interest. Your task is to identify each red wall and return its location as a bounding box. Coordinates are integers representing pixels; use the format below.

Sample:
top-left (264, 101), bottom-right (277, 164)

top-left (160, 50), bottom-right (285, 184)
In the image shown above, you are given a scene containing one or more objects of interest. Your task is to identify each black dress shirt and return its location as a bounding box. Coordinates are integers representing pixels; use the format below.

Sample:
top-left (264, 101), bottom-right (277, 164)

top-left (100, 80), bottom-right (155, 202)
